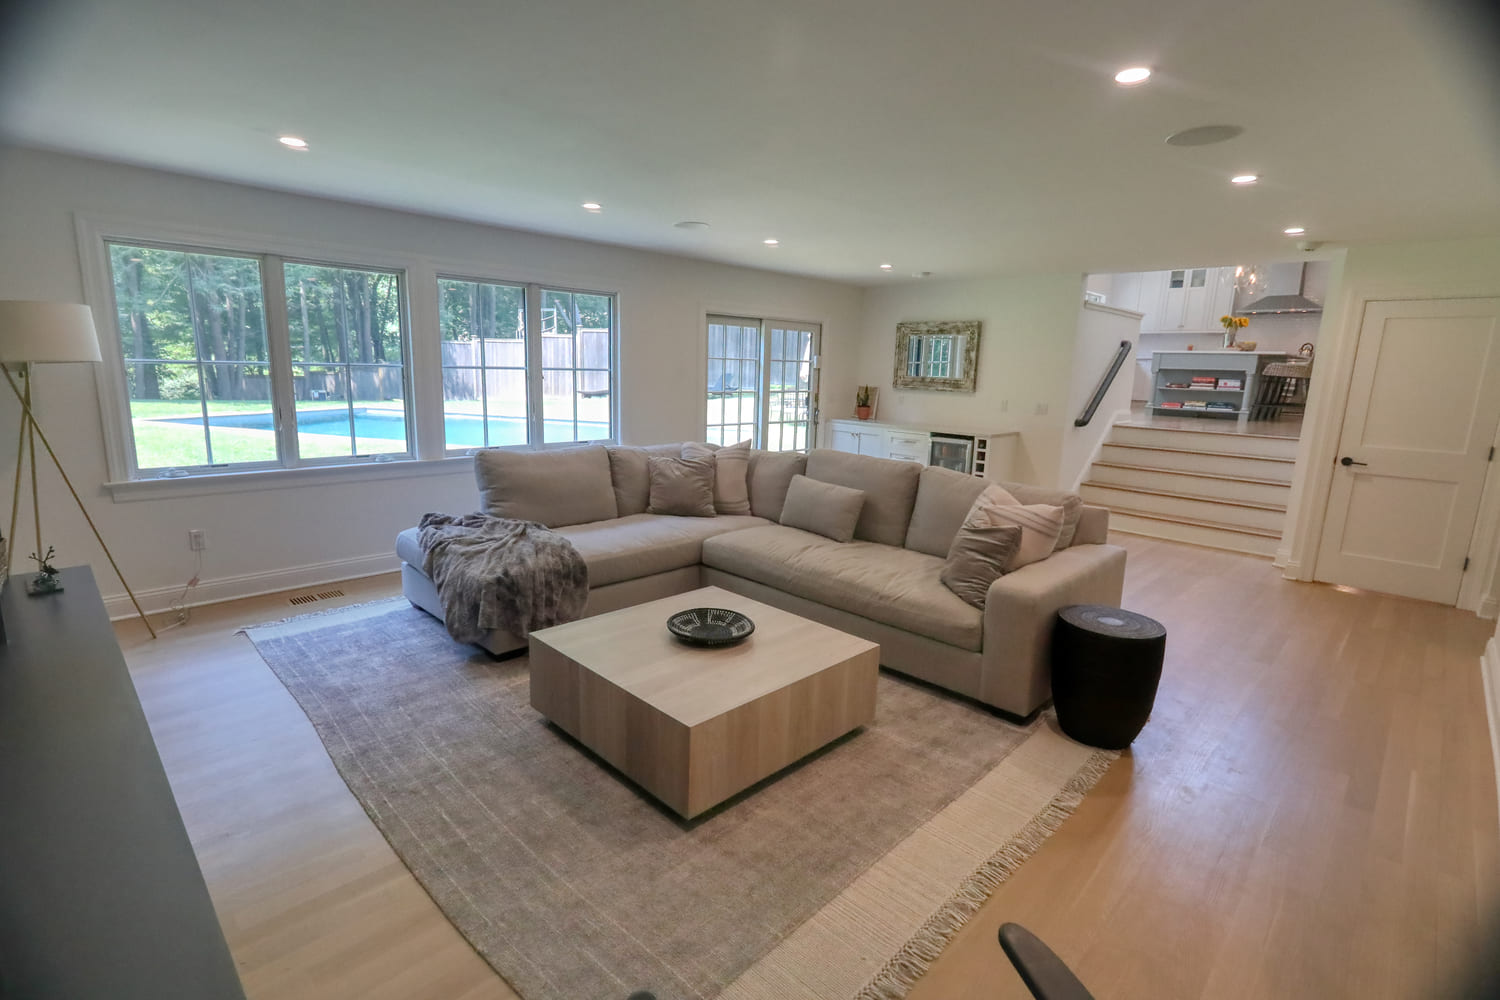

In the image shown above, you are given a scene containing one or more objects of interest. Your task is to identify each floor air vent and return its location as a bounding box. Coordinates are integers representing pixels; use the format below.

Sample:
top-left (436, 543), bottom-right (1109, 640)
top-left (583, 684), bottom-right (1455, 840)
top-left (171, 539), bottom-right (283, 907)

top-left (289, 588), bottom-right (346, 606)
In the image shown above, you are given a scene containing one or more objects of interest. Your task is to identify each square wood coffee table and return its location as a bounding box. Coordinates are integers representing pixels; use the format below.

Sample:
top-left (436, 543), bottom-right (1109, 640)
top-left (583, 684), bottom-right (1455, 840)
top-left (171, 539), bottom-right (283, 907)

top-left (528, 586), bottom-right (879, 819)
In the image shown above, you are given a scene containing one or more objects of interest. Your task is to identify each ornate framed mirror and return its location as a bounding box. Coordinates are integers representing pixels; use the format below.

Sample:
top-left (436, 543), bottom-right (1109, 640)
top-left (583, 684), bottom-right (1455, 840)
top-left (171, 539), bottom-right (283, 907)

top-left (893, 320), bottom-right (981, 392)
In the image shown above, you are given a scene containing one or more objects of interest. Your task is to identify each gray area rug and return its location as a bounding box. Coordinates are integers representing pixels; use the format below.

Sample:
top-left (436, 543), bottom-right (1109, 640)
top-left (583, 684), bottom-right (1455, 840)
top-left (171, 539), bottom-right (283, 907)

top-left (243, 599), bottom-right (1111, 1000)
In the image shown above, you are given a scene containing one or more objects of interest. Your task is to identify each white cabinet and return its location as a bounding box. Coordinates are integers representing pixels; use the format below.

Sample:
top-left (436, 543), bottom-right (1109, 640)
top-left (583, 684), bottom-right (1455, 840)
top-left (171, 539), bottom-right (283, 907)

top-left (1138, 267), bottom-right (1237, 334)
top-left (829, 420), bottom-right (890, 459)
top-left (884, 428), bottom-right (931, 465)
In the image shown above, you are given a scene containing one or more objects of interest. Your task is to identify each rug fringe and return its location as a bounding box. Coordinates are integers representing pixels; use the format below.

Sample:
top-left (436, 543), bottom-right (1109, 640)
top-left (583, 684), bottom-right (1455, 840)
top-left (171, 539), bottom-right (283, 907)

top-left (234, 596), bottom-right (409, 636)
top-left (852, 747), bottom-right (1118, 1000)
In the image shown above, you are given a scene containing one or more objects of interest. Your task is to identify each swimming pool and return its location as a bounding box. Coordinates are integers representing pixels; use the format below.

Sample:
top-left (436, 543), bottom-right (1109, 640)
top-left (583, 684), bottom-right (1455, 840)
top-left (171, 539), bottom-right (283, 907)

top-left (156, 408), bottom-right (609, 448)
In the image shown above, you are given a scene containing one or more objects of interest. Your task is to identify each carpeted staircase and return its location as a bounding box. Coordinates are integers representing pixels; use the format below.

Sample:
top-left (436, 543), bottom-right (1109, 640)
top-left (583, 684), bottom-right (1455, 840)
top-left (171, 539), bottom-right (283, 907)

top-left (1079, 422), bottom-right (1298, 557)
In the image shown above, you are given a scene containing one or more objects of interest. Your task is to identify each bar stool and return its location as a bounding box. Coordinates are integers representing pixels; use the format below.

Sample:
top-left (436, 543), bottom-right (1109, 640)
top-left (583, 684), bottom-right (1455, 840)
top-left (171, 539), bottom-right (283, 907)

top-left (1252, 359), bottom-right (1313, 420)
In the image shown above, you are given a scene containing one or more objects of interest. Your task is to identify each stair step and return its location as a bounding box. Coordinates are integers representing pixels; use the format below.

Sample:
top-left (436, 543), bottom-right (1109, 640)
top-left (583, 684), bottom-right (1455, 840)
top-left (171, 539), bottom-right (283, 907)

top-left (1081, 483), bottom-right (1286, 532)
top-left (1107, 423), bottom-right (1300, 459)
top-left (1112, 419), bottom-right (1299, 442)
top-left (1098, 442), bottom-right (1296, 483)
top-left (1091, 461), bottom-right (1290, 489)
top-left (1107, 508), bottom-right (1281, 558)
top-left (1105, 505), bottom-right (1283, 539)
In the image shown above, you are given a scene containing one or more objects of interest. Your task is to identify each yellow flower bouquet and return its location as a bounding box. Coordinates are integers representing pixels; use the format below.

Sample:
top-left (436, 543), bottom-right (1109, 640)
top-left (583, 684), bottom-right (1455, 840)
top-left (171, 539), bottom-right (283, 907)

top-left (1220, 314), bottom-right (1248, 347)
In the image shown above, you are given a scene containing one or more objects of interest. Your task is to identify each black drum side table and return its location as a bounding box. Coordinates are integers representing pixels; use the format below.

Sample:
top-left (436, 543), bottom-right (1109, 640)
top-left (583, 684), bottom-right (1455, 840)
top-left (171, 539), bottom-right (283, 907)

top-left (1051, 605), bottom-right (1166, 750)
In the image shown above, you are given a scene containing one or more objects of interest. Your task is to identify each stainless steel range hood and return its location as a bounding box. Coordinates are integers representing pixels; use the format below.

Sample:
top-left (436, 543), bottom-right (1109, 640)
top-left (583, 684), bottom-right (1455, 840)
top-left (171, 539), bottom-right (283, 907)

top-left (1237, 262), bottom-right (1322, 315)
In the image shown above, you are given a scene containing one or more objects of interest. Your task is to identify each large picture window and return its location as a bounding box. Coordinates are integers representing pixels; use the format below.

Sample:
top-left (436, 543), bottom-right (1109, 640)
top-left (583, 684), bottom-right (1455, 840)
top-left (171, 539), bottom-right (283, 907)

top-left (94, 225), bottom-right (619, 484)
top-left (109, 244), bottom-right (276, 471)
top-left (105, 240), bottom-right (409, 476)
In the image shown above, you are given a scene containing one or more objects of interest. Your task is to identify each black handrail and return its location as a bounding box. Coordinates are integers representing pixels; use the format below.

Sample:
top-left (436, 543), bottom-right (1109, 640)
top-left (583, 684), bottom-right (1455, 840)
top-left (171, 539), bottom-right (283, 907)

top-left (1074, 340), bottom-right (1133, 427)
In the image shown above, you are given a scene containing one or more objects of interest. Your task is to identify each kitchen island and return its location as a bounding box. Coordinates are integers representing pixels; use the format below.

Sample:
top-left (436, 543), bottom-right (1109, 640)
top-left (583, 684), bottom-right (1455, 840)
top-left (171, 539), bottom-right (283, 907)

top-left (1148, 350), bottom-right (1289, 421)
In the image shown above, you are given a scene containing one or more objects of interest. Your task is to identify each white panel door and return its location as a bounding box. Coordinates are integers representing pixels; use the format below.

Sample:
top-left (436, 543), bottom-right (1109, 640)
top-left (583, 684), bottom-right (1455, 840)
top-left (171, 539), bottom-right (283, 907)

top-left (1315, 298), bottom-right (1500, 604)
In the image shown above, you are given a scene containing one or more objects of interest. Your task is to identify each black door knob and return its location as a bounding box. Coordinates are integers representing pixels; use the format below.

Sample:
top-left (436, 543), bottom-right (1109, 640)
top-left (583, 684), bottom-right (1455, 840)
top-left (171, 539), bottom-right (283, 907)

top-left (1340, 456), bottom-right (1368, 467)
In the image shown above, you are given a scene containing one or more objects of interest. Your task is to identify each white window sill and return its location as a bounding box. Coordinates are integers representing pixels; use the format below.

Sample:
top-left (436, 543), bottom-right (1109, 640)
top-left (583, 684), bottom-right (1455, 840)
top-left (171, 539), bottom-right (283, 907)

top-left (105, 455), bottom-right (475, 503)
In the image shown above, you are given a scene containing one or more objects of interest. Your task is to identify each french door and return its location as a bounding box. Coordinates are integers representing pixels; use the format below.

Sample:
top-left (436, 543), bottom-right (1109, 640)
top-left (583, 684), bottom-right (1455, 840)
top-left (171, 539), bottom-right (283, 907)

top-left (706, 316), bottom-right (819, 451)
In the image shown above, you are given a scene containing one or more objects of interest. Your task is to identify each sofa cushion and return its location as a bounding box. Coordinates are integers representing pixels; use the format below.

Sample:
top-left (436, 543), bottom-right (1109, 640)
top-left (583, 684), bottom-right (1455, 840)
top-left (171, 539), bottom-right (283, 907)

top-left (804, 449), bottom-right (921, 548)
top-left (1001, 481), bottom-right (1083, 550)
top-left (779, 474), bottom-right (865, 543)
top-left (702, 525), bottom-right (983, 651)
top-left (941, 524), bottom-right (1023, 609)
top-left (904, 465), bottom-right (996, 557)
top-left (608, 443), bottom-right (691, 516)
top-left (684, 440), bottom-right (752, 515)
top-left (746, 449), bottom-right (807, 521)
top-left (557, 513), bottom-right (770, 587)
top-left (475, 445), bottom-right (617, 528)
top-left (965, 490), bottom-right (1064, 570)
top-left (647, 455), bottom-right (717, 517)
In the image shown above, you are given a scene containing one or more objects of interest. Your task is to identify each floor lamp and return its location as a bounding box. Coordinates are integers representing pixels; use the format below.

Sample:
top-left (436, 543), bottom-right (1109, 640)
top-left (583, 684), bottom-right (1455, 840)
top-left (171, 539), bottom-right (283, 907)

top-left (0, 300), bottom-right (156, 638)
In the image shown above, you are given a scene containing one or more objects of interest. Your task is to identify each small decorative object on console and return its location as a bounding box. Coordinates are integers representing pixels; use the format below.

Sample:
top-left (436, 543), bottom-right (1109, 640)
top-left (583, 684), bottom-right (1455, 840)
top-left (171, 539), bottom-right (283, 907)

top-left (666, 607), bottom-right (755, 647)
top-left (26, 546), bottom-right (63, 596)
top-left (855, 384), bottom-right (876, 420)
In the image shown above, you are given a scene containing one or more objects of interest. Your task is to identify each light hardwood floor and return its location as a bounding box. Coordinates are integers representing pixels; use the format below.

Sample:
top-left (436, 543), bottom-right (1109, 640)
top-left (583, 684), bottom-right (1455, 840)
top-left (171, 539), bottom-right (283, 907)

top-left (114, 533), bottom-right (1500, 999)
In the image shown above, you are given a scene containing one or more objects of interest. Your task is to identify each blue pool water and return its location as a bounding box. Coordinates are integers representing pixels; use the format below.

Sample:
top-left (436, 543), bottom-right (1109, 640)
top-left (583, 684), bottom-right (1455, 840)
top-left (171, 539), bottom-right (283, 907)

top-left (161, 408), bottom-right (609, 448)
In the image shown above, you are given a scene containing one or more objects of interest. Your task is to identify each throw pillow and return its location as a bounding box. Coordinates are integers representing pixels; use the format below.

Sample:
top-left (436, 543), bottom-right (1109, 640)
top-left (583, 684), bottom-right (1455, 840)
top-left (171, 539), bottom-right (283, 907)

top-left (1002, 482), bottom-right (1083, 551)
top-left (964, 487), bottom-right (1064, 571)
top-left (940, 524), bottom-right (1024, 609)
top-left (779, 474), bottom-right (865, 543)
top-left (647, 455), bottom-right (717, 517)
top-left (682, 439), bottom-right (752, 515)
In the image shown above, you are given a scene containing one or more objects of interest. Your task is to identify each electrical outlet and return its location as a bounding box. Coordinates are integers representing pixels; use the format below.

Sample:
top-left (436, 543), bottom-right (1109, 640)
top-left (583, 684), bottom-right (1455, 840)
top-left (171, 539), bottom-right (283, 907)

top-left (999, 399), bottom-right (1009, 413)
top-left (188, 529), bottom-right (207, 551)
top-left (1034, 402), bottom-right (1049, 416)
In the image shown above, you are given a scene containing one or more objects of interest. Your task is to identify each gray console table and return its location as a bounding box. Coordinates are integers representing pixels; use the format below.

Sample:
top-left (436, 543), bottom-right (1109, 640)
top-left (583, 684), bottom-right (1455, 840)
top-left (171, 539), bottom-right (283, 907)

top-left (0, 567), bottom-right (246, 999)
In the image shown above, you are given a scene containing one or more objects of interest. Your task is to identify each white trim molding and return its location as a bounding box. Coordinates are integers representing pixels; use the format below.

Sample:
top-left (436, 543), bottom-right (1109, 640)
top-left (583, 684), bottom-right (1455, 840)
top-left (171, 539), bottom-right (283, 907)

top-left (1483, 632), bottom-right (1500, 814)
top-left (101, 552), bottom-right (400, 620)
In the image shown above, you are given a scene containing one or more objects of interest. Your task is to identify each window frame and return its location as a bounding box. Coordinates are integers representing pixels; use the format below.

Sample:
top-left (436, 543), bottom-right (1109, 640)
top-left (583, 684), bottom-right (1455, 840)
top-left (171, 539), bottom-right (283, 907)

top-left (80, 217), bottom-right (622, 494)
top-left (704, 313), bottom-right (820, 452)
top-left (436, 273), bottom-right (619, 454)
top-left (95, 236), bottom-right (414, 479)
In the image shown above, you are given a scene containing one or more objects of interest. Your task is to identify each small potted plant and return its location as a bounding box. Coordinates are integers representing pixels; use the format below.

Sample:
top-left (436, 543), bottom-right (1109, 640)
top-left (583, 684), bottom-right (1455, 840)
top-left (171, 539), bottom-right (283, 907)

top-left (26, 545), bottom-right (62, 596)
top-left (855, 385), bottom-right (874, 420)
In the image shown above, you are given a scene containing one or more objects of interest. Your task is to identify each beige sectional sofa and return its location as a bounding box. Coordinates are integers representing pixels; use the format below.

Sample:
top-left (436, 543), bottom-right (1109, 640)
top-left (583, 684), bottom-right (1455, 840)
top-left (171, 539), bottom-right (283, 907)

top-left (396, 442), bottom-right (1126, 718)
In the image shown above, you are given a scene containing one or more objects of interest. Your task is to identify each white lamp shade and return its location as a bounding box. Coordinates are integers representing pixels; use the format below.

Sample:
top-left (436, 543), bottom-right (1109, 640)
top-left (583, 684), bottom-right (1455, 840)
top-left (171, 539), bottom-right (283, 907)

top-left (0, 301), bottom-right (103, 364)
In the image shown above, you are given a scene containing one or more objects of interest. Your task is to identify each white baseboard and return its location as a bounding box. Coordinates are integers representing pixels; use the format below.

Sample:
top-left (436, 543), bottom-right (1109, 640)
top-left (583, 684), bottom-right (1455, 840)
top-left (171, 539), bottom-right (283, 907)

top-left (1480, 593), bottom-right (1499, 620)
top-left (1483, 637), bottom-right (1500, 819)
top-left (101, 552), bottom-right (401, 621)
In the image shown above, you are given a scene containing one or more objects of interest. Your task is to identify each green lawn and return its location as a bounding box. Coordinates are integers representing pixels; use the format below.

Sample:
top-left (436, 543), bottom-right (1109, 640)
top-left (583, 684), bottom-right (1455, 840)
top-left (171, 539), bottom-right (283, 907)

top-left (130, 399), bottom-right (406, 469)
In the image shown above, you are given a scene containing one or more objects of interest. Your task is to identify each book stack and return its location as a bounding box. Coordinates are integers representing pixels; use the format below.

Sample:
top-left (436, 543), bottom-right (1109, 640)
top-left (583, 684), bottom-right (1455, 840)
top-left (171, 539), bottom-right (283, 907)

top-left (1206, 401), bottom-right (1237, 411)
top-left (1159, 401), bottom-right (1183, 409)
top-left (1190, 376), bottom-right (1218, 388)
top-left (1216, 377), bottom-right (1243, 390)
top-left (1164, 381), bottom-right (1191, 389)
top-left (1182, 400), bottom-right (1209, 410)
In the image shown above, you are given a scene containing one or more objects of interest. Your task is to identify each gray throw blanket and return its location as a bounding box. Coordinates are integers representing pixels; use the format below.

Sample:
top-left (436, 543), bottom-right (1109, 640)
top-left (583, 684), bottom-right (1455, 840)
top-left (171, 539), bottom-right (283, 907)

top-left (417, 513), bottom-right (588, 644)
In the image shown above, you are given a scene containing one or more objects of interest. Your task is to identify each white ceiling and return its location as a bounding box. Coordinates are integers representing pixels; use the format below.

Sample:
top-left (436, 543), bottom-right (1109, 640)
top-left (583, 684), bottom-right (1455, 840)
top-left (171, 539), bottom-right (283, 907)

top-left (3, 0), bottom-right (1497, 284)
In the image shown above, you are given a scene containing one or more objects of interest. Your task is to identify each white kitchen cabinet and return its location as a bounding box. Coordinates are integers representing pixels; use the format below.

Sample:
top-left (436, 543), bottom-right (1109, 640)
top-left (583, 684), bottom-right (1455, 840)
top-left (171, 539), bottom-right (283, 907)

top-left (1138, 267), bottom-right (1237, 334)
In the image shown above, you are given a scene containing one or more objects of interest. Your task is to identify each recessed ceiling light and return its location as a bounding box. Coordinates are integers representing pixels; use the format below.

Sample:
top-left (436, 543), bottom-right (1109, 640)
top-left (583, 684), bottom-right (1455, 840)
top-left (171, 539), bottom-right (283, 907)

top-left (582, 202), bottom-right (602, 213)
top-left (763, 238), bottom-right (780, 246)
top-left (1164, 124), bottom-right (1245, 146)
top-left (673, 220), bottom-right (710, 230)
top-left (278, 135), bottom-right (308, 150)
top-left (1230, 174), bottom-right (1259, 185)
top-left (1283, 226), bottom-right (1306, 235)
top-left (1114, 66), bottom-right (1152, 86)
top-left (879, 264), bottom-right (894, 270)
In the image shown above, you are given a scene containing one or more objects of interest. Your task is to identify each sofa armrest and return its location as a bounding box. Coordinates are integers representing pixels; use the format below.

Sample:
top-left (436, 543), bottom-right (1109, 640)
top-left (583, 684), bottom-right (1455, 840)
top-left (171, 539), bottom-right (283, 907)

top-left (979, 543), bottom-right (1127, 717)
top-left (1072, 505), bottom-right (1110, 546)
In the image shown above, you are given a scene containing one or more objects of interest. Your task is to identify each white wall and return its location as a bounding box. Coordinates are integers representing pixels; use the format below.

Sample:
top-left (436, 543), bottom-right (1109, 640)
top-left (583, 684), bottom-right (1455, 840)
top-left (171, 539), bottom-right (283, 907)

top-left (1060, 304), bottom-right (1141, 490)
top-left (0, 147), bottom-right (862, 614)
top-left (1278, 237), bottom-right (1500, 616)
top-left (855, 273), bottom-right (1085, 486)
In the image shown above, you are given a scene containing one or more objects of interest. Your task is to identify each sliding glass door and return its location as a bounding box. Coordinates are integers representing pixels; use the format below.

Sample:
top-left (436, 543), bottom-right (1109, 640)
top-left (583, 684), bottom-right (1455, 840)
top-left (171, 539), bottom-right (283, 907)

top-left (705, 315), bottom-right (819, 451)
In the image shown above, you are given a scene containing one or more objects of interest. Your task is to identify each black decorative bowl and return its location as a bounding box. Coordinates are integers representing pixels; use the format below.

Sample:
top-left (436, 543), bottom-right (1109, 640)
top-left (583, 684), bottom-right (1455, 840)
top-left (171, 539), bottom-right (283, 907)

top-left (666, 607), bottom-right (755, 647)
